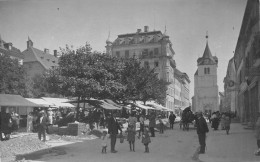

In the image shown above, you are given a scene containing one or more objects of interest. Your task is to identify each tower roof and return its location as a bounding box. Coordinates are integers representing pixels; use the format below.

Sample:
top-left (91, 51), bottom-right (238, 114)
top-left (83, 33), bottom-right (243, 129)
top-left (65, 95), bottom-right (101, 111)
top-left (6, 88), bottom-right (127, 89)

top-left (197, 40), bottom-right (218, 65)
top-left (202, 42), bottom-right (213, 59)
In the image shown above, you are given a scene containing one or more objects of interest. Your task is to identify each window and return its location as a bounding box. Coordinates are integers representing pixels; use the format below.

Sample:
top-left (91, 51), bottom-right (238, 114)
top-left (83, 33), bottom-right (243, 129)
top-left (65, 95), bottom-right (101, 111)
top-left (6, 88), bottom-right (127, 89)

top-left (154, 48), bottom-right (159, 55)
top-left (125, 50), bottom-right (129, 58)
top-left (144, 61), bottom-right (149, 68)
top-left (154, 61), bottom-right (159, 67)
top-left (116, 51), bottom-right (120, 58)
top-left (142, 49), bottom-right (148, 56)
top-left (204, 67), bottom-right (210, 74)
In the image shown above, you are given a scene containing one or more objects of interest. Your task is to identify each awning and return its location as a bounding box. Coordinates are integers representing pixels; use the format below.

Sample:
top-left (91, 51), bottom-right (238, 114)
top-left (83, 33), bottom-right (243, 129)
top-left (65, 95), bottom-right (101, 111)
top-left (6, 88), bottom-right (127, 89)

top-left (65, 99), bottom-right (121, 110)
top-left (26, 98), bottom-right (55, 108)
top-left (135, 101), bottom-right (154, 110)
top-left (146, 101), bottom-right (173, 111)
top-left (41, 97), bottom-right (75, 108)
top-left (0, 94), bottom-right (40, 107)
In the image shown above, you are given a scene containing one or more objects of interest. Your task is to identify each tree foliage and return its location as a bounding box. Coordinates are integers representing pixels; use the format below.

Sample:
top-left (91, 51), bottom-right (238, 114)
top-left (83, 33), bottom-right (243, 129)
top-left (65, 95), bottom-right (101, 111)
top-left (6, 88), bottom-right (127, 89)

top-left (0, 54), bottom-right (29, 96)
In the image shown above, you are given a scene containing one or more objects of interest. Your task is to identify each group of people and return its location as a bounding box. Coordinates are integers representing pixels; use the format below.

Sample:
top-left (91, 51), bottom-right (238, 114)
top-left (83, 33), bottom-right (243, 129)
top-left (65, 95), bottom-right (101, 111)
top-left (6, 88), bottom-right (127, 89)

top-left (100, 111), bottom-right (178, 154)
top-left (210, 111), bottom-right (231, 134)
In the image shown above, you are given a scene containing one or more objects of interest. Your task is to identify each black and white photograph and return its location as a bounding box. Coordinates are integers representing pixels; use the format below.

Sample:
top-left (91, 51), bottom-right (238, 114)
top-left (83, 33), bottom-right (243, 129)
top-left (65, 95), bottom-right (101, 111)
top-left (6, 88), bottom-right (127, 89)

top-left (0, 0), bottom-right (260, 162)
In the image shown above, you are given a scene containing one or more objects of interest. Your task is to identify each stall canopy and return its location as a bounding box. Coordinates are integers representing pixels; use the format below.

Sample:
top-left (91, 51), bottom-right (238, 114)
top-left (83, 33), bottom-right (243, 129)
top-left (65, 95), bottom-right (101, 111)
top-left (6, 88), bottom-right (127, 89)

top-left (146, 101), bottom-right (174, 112)
top-left (41, 97), bottom-right (75, 108)
top-left (0, 94), bottom-right (39, 107)
top-left (135, 101), bottom-right (154, 110)
top-left (26, 98), bottom-right (55, 108)
top-left (65, 99), bottom-right (121, 110)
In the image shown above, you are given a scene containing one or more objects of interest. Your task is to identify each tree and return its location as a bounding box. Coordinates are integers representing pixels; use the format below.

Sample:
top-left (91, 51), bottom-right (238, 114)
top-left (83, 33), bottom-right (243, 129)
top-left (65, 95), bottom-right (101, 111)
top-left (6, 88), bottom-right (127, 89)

top-left (0, 53), bottom-right (29, 96)
top-left (119, 57), bottom-right (169, 106)
top-left (45, 42), bottom-right (125, 119)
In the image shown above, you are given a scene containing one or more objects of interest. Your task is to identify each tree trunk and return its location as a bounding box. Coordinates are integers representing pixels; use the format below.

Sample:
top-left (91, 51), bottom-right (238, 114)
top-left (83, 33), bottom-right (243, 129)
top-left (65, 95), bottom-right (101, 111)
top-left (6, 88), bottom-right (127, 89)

top-left (76, 96), bottom-right (80, 121)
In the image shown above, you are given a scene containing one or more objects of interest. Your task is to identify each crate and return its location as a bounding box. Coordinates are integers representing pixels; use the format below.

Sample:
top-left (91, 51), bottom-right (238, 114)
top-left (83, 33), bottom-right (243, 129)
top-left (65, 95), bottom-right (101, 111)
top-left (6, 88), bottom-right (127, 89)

top-left (58, 126), bottom-right (68, 135)
top-left (68, 123), bottom-right (87, 136)
top-left (48, 125), bottom-right (59, 134)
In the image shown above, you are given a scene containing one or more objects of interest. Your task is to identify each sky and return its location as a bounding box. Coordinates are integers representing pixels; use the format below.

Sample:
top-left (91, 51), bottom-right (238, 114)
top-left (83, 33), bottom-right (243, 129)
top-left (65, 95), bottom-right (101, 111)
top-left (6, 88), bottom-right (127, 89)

top-left (0, 0), bottom-right (247, 101)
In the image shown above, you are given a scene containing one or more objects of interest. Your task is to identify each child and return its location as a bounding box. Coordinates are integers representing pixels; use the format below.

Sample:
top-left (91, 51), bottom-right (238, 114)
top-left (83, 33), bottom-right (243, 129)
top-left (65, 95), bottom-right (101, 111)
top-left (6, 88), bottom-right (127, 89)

top-left (101, 130), bottom-right (109, 154)
top-left (224, 114), bottom-right (231, 135)
top-left (142, 125), bottom-right (151, 153)
top-left (126, 124), bottom-right (136, 152)
top-left (158, 116), bottom-right (164, 134)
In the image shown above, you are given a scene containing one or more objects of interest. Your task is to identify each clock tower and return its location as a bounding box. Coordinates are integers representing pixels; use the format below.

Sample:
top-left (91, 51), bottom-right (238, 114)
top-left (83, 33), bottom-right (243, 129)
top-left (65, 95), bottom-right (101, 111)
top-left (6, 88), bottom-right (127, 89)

top-left (193, 34), bottom-right (219, 113)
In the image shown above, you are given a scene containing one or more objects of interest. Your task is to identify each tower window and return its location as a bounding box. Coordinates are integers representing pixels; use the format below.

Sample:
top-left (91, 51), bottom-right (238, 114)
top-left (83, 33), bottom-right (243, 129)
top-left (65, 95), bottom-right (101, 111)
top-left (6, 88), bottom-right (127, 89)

top-left (204, 67), bottom-right (210, 74)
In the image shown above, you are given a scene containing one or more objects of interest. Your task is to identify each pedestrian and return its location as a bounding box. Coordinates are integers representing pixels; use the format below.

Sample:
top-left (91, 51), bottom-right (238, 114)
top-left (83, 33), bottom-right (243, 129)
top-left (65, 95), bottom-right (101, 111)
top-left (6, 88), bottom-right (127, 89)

top-left (220, 114), bottom-right (226, 130)
top-left (101, 130), bottom-right (109, 154)
top-left (196, 111), bottom-right (209, 154)
top-left (168, 112), bottom-right (176, 129)
top-left (138, 114), bottom-right (145, 138)
top-left (126, 124), bottom-right (136, 152)
top-left (158, 116), bottom-right (164, 134)
top-left (36, 111), bottom-right (49, 142)
top-left (142, 125), bottom-right (151, 153)
top-left (224, 113), bottom-right (231, 135)
top-left (108, 112), bottom-right (122, 153)
top-left (27, 112), bottom-right (33, 132)
top-left (149, 112), bottom-right (156, 137)
top-left (128, 112), bottom-right (137, 131)
top-left (255, 112), bottom-right (260, 156)
top-left (211, 112), bottom-right (219, 130)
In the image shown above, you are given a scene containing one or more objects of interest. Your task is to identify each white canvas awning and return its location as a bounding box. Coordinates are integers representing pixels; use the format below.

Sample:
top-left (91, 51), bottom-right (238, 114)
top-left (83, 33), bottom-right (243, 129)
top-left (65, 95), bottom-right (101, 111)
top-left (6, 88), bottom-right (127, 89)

top-left (26, 98), bottom-right (55, 108)
top-left (41, 97), bottom-right (75, 108)
top-left (146, 101), bottom-right (174, 112)
top-left (135, 101), bottom-right (154, 110)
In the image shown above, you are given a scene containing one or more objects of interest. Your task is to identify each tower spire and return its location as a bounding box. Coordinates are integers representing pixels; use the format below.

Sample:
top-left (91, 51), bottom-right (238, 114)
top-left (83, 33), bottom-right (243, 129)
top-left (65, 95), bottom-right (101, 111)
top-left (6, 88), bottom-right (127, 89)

top-left (206, 31), bottom-right (208, 43)
top-left (106, 31), bottom-right (112, 44)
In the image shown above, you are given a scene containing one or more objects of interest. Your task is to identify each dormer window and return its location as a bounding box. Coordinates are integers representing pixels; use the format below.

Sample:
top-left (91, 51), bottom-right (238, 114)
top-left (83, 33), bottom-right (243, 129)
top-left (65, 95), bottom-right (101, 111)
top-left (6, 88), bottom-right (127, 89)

top-left (47, 59), bottom-right (50, 61)
top-left (40, 56), bottom-right (44, 59)
top-left (52, 61), bottom-right (55, 63)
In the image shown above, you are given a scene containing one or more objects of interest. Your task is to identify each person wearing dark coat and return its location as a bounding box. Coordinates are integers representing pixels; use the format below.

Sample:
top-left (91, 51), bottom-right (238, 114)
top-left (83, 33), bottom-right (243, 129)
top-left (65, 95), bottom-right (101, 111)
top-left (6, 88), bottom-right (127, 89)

top-left (169, 112), bottom-right (176, 129)
top-left (36, 111), bottom-right (49, 142)
top-left (108, 112), bottom-right (122, 153)
top-left (149, 112), bottom-right (156, 137)
top-left (196, 111), bottom-right (209, 154)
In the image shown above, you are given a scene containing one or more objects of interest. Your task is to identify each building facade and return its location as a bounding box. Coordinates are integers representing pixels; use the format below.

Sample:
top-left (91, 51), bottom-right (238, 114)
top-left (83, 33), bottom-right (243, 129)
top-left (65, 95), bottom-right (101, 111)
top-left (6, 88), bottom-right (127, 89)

top-left (231, 0), bottom-right (260, 124)
top-left (22, 37), bottom-right (59, 79)
top-left (223, 57), bottom-right (238, 113)
top-left (193, 38), bottom-right (219, 113)
top-left (106, 26), bottom-right (178, 111)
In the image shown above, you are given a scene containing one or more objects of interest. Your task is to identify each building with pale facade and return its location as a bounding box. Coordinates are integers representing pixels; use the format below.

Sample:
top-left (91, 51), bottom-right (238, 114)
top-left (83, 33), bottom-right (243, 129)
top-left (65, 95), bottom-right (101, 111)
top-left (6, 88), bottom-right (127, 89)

top-left (22, 37), bottom-right (59, 79)
top-left (193, 37), bottom-right (219, 113)
top-left (106, 26), bottom-right (178, 111)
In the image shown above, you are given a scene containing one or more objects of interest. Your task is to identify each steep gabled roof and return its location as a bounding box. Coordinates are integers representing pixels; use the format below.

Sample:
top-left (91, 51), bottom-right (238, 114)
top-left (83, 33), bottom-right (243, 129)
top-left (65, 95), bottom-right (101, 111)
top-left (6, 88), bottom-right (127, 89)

top-left (194, 69), bottom-right (198, 76)
top-left (197, 42), bottom-right (218, 65)
top-left (23, 47), bottom-right (58, 69)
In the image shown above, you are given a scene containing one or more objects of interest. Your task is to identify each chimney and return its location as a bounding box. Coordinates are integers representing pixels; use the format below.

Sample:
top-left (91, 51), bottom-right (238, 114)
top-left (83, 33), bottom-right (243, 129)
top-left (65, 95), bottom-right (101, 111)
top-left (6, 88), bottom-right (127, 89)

top-left (144, 26), bottom-right (149, 32)
top-left (44, 48), bottom-right (49, 54)
top-left (27, 37), bottom-right (33, 49)
top-left (137, 29), bottom-right (142, 33)
top-left (54, 50), bottom-right (57, 57)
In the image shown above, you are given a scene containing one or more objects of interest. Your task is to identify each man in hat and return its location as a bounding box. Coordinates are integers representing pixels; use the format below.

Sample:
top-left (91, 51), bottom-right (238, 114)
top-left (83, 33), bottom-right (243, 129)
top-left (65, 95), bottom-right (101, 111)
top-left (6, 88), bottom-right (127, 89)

top-left (196, 111), bottom-right (209, 154)
top-left (36, 111), bottom-right (49, 142)
top-left (108, 112), bottom-right (122, 153)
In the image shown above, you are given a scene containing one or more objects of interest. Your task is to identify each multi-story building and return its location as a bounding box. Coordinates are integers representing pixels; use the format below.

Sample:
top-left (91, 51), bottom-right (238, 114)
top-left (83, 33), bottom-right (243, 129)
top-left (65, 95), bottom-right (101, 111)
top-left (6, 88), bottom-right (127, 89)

top-left (22, 37), bottom-right (59, 79)
top-left (106, 26), bottom-right (177, 111)
top-left (193, 36), bottom-right (219, 113)
top-left (232, 0), bottom-right (260, 124)
top-left (0, 35), bottom-right (23, 64)
top-left (174, 68), bottom-right (190, 109)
